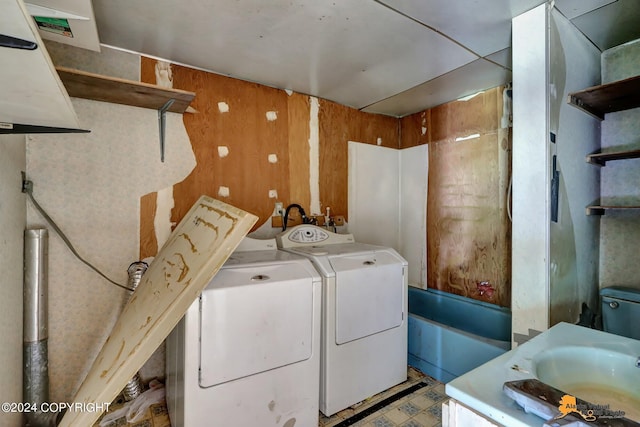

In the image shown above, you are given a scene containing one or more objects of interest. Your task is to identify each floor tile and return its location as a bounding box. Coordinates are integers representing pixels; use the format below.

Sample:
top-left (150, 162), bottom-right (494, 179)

top-left (318, 367), bottom-right (443, 427)
top-left (371, 415), bottom-right (396, 427)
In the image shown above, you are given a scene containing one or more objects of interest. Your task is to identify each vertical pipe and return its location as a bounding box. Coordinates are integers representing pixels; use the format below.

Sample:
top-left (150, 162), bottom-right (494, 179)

top-left (24, 228), bottom-right (58, 426)
top-left (121, 261), bottom-right (148, 401)
top-left (24, 229), bottom-right (48, 344)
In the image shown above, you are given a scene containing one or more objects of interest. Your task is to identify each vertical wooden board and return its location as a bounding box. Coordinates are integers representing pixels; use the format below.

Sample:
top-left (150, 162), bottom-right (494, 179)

top-left (59, 196), bottom-right (258, 427)
top-left (287, 93), bottom-right (311, 209)
top-left (139, 192), bottom-right (158, 259)
top-left (319, 100), bottom-right (351, 219)
top-left (400, 110), bottom-right (431, 149)
top-left (426, 133), bottom-right (510, 307)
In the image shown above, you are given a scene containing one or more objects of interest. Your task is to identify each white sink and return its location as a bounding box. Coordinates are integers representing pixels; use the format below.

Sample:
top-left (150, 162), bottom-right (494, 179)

top-left (533, 345), bottom-right (640, 420)
top-left (446, 323), bottom-right (640, 426)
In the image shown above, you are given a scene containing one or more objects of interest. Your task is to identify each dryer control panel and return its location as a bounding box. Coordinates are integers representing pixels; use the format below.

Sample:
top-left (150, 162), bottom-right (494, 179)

top-left (276, 225), bottom-right (354, 248)
top-left (289, 226), bottom-right (329, 243)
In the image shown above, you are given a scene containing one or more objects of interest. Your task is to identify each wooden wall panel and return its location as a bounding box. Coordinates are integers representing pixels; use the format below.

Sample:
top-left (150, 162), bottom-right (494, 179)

top-left (318, 99), bottom-right (399, 220)
top-left (139, 61), bottom-right (158, 259)
top-left (426, 86), bottom-right (511, 307)
top-left (431, 88), bottom-right (502, 142)
top-left (140, 57), bottom-right (294, 248)
top-left (287, 93), bottom-right (311, 210)
top-left (139, 193), bottom-right (157, 259)
top-left (400, 109), bottom-right (431, 149)
top-left (139, 55), bottom-right (512, 311)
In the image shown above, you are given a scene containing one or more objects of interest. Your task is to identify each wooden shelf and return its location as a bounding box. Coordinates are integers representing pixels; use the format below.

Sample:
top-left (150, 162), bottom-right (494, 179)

top-left (586, 148), bottom-right (640, 166)
top-left (587, 198), bottom-right (640, 215)
top-left (567, 74), bottom-right (640, 120)
top-left (55, 66), bottom-right (195, 113)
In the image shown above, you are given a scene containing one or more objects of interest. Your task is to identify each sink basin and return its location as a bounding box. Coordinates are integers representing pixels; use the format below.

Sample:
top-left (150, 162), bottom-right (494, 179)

top-left (533, 345), bottom-right (640, 420)
top-left (447, 323), bottom-right (640, 427)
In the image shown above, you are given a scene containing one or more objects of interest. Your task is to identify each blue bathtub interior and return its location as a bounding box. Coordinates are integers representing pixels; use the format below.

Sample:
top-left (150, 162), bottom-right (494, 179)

top-left (407, 287), bottom-right (512, 383)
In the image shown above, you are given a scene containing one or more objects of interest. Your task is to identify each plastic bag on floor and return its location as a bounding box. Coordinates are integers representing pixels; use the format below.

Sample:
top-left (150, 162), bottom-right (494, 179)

top-left (126, 380), bottom-right (166, 423)
top-left (99, 402), bottom-right (131, 427)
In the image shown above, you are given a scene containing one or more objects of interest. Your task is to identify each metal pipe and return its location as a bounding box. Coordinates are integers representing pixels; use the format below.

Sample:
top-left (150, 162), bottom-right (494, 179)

top-left (23, 228), bottom-right (59, 427)
top-left (121, 261), bottom-right (149, 401)
top-left (24, 229), bottom-right (48, 343)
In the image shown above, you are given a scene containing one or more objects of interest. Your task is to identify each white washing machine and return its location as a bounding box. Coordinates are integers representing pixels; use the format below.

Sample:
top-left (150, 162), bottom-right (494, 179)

top-left (166, 237), bottom-right (322, 427)
top-left (276, 225), bottom-right (408, 416)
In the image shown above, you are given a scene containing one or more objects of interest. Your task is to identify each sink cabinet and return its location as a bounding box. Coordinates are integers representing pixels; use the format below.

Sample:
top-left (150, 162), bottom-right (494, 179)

top-left (442, 399), bottom-right (501, 427)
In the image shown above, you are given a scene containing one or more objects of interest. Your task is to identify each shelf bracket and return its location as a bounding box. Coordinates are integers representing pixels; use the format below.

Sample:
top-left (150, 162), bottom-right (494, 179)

top-left (158, 99), bottom-right (175, 162)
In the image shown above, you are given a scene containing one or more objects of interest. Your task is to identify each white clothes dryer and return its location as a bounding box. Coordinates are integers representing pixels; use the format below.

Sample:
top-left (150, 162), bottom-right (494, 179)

top-left (166, 237), bottom-right (322, 427)
top-left (276, 225), bottom-right (408, 416)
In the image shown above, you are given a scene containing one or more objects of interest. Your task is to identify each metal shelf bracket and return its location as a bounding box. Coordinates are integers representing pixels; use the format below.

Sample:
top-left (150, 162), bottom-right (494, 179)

top-left (158, 99), bottom-right (175, 162)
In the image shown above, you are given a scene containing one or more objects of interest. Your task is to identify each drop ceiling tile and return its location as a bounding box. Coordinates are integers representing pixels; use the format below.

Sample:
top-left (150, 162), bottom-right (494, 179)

top-left (93, 0), bottom-right (477, 110)
top-left (362, 59), bottom-right (511, 117)
top-left (570, 0), bottom-right (640, 50)
top-left (553, 0), bottom-right (617, 19)
top-left (376, 0), bottom-right (546, 56)
top-left (485, 47), bottom-right (512, 69)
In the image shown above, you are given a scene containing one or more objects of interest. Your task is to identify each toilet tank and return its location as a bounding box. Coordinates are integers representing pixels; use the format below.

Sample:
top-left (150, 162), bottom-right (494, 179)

top-left (600, 286), bottom-right (640, 340)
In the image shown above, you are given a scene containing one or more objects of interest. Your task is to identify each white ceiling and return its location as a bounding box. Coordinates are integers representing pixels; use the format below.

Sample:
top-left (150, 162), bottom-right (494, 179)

top-left (25, 0), bottom-right (640, 117)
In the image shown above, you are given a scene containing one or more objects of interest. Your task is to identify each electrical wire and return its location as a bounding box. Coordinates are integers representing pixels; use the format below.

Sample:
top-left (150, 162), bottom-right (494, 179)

top-left (507, 174), bottom-right (513, 222)
top-left (22, 174), bottom-right (134, 292)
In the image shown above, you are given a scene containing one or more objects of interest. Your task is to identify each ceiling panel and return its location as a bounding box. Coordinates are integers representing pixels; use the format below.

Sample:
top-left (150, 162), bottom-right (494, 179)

top-left (569, 0), bottom-right (640, 50)
top-left (362, 58), bottom-right (511, 117)
top-left (375, 0), bottom-right (546, 56)
top-left (485, 47), bottom-right (512, 69)
top-left (93, 0), bottom-right (477, 110)
top-left (553, 0), bottom-right (617, 19)
top-left (35, 0), bottom-right (640, 117)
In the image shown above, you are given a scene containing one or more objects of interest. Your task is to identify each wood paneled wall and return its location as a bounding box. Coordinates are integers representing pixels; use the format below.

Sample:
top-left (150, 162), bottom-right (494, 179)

top-left (319, 100), bottom-right (399, 221)
top-left (138, 57), bottom-right (511, 306)
top-left (139, 58), bottom-right (398, 258)
top-left (420, 88), bottom-right (512, 307)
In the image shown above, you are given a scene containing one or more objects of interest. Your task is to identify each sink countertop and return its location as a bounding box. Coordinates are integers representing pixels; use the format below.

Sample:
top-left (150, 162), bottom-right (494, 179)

top-left (445, 322), bottom-right (640, 427)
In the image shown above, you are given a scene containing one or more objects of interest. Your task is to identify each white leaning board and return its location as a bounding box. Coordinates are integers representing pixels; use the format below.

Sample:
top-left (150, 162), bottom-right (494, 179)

top-left (58, 195), bottom-right (257, 427)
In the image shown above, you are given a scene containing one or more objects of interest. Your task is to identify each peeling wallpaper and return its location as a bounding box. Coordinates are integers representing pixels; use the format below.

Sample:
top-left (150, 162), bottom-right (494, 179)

top-left (27, 98), bottom-right (195, 402)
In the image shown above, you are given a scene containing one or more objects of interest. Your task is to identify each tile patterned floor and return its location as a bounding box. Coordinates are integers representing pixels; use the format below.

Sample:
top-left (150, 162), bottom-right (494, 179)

top-left (319, 367), bottom-right (445, 427)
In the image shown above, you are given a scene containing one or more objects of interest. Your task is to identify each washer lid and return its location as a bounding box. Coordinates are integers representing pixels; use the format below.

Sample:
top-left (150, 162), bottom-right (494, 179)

top-left (199, 262), bottom-right (315, 387)
top-left (331, 251), bottom-right (404, 345)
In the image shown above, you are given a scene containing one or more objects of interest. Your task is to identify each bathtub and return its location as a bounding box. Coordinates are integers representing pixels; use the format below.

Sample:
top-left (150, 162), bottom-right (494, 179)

top-left (408, 286), bottom-right (512, 383)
